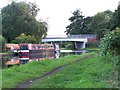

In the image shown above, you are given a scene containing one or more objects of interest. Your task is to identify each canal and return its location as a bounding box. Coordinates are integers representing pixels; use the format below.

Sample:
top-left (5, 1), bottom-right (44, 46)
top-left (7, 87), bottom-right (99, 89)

top-left (2, 50), bottom-right (90, 68)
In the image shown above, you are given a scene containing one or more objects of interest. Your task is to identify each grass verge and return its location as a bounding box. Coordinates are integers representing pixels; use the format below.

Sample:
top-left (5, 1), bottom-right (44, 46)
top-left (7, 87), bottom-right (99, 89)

top-left (2, 52), bottom-right (94, 88)
top-left (82, 47), bottom-right (100, 51)
top-left (28, 53), bottom-right (117, 88)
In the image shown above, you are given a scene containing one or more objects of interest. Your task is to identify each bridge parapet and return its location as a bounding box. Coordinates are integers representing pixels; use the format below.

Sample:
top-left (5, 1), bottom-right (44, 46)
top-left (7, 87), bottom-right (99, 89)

top-left (67, 34), bottom-right (96, 39)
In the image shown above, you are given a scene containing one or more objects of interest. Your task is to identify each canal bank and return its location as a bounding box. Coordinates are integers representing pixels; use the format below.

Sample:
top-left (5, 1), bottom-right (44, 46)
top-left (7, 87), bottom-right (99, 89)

top-left (17, 53), bottom-right (95, 88)
top-left (2, 49), bottom-right (93, 68)
top-left (2, 52), bottom-right (95, 88)
top-left (28, 53), bottom-right (117, 88)
top-left (2, 52), bottom-right (118, 88)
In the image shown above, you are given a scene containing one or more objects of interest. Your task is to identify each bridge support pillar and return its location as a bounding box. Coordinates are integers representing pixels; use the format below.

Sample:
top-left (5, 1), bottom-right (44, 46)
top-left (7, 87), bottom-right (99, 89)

top-left (75, 42), bottom-right (86, 49)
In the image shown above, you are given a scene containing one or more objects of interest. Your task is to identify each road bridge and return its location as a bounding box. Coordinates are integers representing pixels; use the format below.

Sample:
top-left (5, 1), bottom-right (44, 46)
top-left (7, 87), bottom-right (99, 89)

top-left (42, 34), bottom-right (96, 49)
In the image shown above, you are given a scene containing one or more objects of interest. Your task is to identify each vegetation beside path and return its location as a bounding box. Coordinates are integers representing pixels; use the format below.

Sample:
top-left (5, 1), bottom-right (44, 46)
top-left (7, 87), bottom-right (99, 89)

top-left (2, 52), bottom-right (94, 88)
top-left (29, 54), bottom-right (117, 88)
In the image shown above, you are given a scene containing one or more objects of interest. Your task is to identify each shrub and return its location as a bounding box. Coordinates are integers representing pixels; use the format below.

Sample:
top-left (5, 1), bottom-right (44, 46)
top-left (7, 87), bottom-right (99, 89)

top-left (86, 42), bottom-right (100, 48)
top-left (12, 33), bottom-right (37, 44)
top-left (99, 28), bottom-right (120, 56)
top-left (65, 42), bottom-right (75, 50)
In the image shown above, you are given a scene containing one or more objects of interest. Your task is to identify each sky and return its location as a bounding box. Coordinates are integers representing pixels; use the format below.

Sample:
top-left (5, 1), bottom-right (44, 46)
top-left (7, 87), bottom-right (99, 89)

top-left (0, 0), bottom-right (119, 35)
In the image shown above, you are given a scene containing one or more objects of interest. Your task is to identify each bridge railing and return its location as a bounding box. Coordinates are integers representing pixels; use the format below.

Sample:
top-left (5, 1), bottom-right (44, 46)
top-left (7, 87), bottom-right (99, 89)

top-left (67, 34), bottom-right (96, 39)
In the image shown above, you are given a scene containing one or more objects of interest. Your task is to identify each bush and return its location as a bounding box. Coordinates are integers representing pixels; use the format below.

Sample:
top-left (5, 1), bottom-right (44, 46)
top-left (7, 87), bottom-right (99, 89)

top-left (65, 42), bottom-right (76, 50)
top-left (12, 33), bottom-right (37, 44)
top-left (99, 28), bottom-right (120, 56)
top-left (86, 42), bottom-right (100, 48)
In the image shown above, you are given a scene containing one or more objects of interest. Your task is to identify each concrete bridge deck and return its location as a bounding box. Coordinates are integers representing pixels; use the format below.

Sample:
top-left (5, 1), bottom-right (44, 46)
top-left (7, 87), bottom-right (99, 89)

top-left (42, 34), bottom-right (96, 49)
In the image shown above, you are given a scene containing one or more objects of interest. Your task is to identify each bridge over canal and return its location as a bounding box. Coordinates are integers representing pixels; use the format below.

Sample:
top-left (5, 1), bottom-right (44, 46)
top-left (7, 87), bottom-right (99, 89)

top-left (42, 34), bottom-right (96, 49)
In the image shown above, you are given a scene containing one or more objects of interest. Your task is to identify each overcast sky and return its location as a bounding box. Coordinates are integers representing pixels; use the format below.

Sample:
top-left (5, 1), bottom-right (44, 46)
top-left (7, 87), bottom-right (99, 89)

top-left (0, 0), bottom-right (119, 35)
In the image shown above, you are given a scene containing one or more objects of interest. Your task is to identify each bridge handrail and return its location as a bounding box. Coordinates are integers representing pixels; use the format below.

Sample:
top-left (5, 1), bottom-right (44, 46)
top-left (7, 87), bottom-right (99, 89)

top-left (67, 34), bottom-right (96, 38)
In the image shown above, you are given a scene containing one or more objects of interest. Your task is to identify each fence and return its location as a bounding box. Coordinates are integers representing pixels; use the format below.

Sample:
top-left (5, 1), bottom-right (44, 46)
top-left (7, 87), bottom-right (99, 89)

top-left (67, 34), bottom-right (96, 38)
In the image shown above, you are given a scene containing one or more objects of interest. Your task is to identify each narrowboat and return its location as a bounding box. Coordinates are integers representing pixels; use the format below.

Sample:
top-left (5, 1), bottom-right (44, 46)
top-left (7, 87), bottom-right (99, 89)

top-left (18, 43), bottom-right (60, 59)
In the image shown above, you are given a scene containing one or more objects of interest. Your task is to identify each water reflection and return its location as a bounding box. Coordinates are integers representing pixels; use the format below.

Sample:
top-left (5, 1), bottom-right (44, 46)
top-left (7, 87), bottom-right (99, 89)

top-left (2, 54), bottom-right (55, 68)
top-left (2, 50), bottom-right (90, 68)
top-left (60, 50), bottom-right (89, 57)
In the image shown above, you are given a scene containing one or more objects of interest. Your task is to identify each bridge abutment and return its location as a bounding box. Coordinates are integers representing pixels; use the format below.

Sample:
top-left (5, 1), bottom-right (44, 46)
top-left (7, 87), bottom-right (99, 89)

top-left (75, 42), bottom-right (86, 49)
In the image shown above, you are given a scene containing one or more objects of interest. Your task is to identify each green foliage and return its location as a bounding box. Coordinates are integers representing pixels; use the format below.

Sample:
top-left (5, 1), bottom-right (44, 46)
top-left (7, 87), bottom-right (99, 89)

top-left (86, 42), bottom-right (100, 48)
top-left (89, 10), bottom-right (113, 39)
top-left (0, 35), bottom-right (7, 52)
top-left (99, 28), bottom-right (120, 56)
top-left (12, 33), bottom-right (37, 44)
top-left (65, 43), bottom-right (72, 49)
top-left (65, 9), bottom-right (113, 37)
top-left (83, 16), bottom-right (93, 34)
top-left (2, 1), bottom-right (47, 43)
top-left (65, 9), bottom-right (86, 35)
top-left (65, 42), bottom-right (75, 50)
top-left (109, 5), bottom-right (120, 30)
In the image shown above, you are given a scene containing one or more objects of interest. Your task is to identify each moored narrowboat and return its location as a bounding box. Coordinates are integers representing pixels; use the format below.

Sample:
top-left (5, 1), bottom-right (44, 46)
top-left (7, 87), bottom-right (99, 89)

top-left (18, 43), bottom-right (60, 59)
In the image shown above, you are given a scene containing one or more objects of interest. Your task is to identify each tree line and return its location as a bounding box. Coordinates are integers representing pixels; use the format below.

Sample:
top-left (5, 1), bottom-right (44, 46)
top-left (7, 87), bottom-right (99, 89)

top-left (65, 7), bottom-right (119, 40)
top-left (65, 5), bottom-right (120, 57)
top-left (1, 1), bottom-right (47, 43)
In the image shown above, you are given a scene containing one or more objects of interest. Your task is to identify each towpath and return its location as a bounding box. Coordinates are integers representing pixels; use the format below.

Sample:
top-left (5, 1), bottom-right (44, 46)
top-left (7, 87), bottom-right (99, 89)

top-left (15, 54), bottom-right (95, 89)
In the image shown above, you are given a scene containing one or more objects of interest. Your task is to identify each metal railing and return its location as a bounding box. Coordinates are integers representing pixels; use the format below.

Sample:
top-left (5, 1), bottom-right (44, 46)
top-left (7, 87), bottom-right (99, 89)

top-left (67, 34), bottom-right (96, 38)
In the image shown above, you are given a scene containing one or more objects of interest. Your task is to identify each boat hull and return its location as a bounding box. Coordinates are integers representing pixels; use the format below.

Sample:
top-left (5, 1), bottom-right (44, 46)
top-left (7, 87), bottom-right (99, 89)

top-left (18, 49), bottom-right (55, 59)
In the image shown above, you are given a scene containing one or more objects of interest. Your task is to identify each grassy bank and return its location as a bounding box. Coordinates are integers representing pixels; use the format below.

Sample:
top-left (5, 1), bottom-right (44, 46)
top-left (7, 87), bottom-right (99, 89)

top-left (2, 52), bottom-right (94, 88)
top-left (28, 54), bottom-right (117, 88)
top-left (82, 47), bottom-right (100, 51)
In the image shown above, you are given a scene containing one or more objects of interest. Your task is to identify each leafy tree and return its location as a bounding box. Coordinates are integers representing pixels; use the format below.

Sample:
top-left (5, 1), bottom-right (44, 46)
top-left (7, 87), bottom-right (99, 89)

top-left (12, 33), bottom-right (37, 44)
top-left (2, 1), bottom-right (47, 43)
top-left (65, 9), bottom-right (94, 35)
top-left (89, 10), bottom-right (113, 40)
top-left (82, 16), bottom-right (93, 34)
top-left (65, 9), bottom-right (85, 35)
top-left (109, 5), bottom-right (120, 30)
top-left (30, 20), bottom-right (48, 42)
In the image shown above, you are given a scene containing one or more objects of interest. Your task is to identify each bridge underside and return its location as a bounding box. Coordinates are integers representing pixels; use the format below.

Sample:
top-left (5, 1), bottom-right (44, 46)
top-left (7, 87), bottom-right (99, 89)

top-left (75, 42), bottom-right (86, 49)
top-left (42, 38), bottom-right (87, 42)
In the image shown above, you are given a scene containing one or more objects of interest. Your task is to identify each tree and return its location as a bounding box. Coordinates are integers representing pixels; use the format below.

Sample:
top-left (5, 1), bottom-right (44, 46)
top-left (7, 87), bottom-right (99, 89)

top-left (12, 33), bottom-right (37, 44)
top-left (65, 9), bottom-right (85, 35)
top-left (30, 20), bottom-right (48, 42)
top-left (81, 16), bottom-right (93, 34)
top-left (109, 5), bottom-right (120, 30)
top-left (89, 10), bottom-right (113, 39)
top-left (65, 9), bottom-right (93, 35)
top-left (2, 1), bottom-right (47, 43)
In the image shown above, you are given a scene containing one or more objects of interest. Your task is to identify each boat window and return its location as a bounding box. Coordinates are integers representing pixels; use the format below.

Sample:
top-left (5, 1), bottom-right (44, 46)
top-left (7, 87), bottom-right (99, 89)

top-left (38, 46), bottom-right (41, 49)
top-left (20, 45), bottom-right (28, 50)
top-left (45, 46), bottom-right (48, 48)
top-left (32, 46), bottom-right (36, 49)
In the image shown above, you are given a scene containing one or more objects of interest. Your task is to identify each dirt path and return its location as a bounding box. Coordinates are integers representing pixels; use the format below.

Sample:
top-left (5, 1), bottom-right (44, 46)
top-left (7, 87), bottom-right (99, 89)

top-left (15, 54), bottom-right (94, 89)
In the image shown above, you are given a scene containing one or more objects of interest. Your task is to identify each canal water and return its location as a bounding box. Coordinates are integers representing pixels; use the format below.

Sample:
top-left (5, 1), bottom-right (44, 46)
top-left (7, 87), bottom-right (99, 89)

top-left (2, 50), bottom-right (89, 68)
